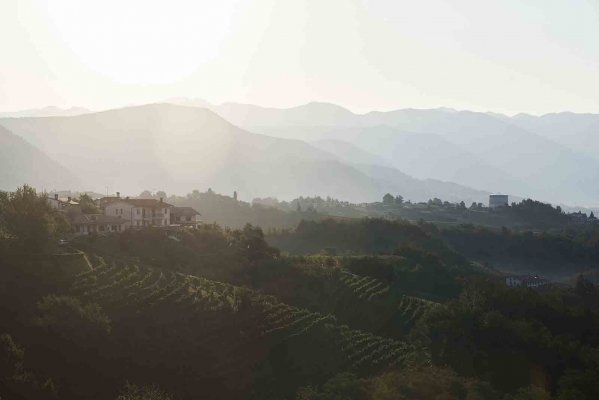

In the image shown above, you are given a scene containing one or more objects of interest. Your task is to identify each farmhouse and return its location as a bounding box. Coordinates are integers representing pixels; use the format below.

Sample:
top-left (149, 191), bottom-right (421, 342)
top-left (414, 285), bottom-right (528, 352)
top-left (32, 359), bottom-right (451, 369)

top-left (104, 197), bottom-right (173, 228)
top-left (47, 194), bottom-right (79, 210)
top-left (47, 191), bottom-right (201, 235)
top-left (170, 206), bottom-right (201, 227)
top-left (71, 214), bottom-right (128, 236)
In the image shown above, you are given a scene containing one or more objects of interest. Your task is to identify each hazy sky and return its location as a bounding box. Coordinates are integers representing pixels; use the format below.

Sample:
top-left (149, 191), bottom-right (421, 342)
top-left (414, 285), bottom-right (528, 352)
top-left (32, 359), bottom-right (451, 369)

top-left (2, 0), bottom-right (599, 115)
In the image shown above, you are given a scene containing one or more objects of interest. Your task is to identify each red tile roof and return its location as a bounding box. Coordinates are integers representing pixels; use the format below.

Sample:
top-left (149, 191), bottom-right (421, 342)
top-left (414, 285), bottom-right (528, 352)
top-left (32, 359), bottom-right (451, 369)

top-left (171, 206), bottom-right (200, 216)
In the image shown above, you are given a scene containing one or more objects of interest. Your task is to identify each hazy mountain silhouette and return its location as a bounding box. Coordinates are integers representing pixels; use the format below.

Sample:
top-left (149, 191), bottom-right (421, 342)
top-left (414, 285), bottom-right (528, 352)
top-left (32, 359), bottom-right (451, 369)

top-left (0, 104), bottom-right (486, 202)
top-left (216, 101), bottom-right (358, 129)
top-left (0, 106), bottom-right (91, 118)
top-left (316, 126), bottom-right (529, 196)
top-left (350, 163), bottom-right (489, 204)
top-left (311, 138), bottom-right (489, 203)
top-left (191, 100), bottom-right (599, 205)
top-left (0, 125), bottom-right (81, 191)
top-left (510, 112), bottom-right (599, 162)
top-left (310, 139), bottom-right (390, 167)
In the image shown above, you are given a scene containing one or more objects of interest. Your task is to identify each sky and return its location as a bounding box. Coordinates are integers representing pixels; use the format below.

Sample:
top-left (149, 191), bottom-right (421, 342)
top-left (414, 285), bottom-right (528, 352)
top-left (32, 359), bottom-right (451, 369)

top-left (1, 0), bottom-right (599, 115)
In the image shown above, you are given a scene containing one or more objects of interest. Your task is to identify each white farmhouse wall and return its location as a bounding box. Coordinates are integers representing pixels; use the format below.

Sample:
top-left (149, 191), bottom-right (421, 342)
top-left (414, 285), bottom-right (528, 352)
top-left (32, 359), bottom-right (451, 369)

top-left (105, 201), bottom-right (171, 228)
top-left (104, 201), bottom-right (135, 228)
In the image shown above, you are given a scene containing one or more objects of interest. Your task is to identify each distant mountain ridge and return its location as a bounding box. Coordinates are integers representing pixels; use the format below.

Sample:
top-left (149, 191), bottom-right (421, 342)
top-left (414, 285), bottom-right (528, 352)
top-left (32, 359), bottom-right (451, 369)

top-left (0, 103), bottom-right (488, 204)
top-left (0, 106), bottom-right (91, 118)
top-left (0, 125), bottom-right (81, 191)
top-left (168, 99), bottom-right (599, 206)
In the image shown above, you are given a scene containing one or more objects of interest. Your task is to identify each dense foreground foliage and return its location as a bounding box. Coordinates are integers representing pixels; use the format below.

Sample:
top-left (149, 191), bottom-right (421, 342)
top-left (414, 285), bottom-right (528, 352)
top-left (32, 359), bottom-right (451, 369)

top-left (2, 187), bottom-right (599, 399)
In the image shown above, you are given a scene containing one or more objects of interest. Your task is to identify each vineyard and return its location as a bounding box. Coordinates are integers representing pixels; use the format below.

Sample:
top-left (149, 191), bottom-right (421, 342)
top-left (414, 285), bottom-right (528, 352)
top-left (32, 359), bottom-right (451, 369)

top-left (68, 257), bottom-right (430, 384)
top-left (285, 255), bottom-right (394, 301)
top-left (337, 269), bottom-right (390, 300)
top-left (396, 295), bottom-right (439, 332)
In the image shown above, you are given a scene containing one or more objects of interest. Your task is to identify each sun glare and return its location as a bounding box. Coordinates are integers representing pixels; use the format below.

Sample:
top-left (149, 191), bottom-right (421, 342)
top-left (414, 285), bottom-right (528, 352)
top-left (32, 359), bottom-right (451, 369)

top-left (43, 0), bottom-right (242, 84)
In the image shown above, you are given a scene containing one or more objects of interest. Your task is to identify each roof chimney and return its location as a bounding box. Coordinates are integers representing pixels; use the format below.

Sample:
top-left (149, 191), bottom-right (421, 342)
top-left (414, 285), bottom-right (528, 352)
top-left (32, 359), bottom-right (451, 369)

top-left (54, 194), bottom-right (58, 200)
top-left (116, 191), bottom-right (120, 198)
top-left (160, 197), bottom-right (163, 203)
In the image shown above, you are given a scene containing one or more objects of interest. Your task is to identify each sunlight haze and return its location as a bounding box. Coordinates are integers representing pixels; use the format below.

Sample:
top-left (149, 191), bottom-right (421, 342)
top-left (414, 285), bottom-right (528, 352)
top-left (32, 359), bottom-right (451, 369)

top-left (3, 3), bottom-right (599, 398)
top-left (2, 0), bottom-right (599, 114)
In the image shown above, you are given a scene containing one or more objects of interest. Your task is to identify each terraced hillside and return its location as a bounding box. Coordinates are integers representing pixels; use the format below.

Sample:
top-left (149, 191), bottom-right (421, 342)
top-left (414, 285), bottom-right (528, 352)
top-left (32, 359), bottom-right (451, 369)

top-left (67, 258), bottom-right (429, 397)
top-left (245, 255), bottom-right (437, 338)
top-left (338, 269), bottom-right (390, 300)
top-left (396, 295), bottom-right (440, 332)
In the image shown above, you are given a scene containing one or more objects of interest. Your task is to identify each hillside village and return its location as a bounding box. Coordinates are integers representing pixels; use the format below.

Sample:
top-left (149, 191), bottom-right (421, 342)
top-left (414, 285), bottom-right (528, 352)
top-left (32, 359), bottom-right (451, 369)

top-left (48, 192), bottom-right (201, 236)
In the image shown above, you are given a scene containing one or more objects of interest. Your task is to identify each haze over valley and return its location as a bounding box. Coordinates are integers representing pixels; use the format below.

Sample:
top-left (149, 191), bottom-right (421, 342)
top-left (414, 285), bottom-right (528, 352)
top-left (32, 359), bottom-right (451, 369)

top-left (5, 2), bottom-right (599, 399)
top-left (3, 100), bottom-right (599, 209)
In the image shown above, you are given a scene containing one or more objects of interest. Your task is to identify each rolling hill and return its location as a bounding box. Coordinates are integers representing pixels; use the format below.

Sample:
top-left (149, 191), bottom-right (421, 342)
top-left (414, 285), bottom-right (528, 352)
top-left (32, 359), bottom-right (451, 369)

top-left (0, 125), bottom-right (80, 191)
top-left (0, 104), bottom-right (486, 203)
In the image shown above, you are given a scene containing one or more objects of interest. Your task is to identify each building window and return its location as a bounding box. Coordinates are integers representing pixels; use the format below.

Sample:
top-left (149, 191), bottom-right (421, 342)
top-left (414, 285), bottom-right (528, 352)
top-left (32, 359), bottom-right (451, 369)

top-left (136, 208), bottom-right (140, 215)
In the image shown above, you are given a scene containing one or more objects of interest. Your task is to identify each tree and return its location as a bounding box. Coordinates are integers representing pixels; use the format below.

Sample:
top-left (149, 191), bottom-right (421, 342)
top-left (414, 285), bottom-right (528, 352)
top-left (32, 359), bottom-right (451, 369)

top-left (395, 195), bottom-right (404, 205)
top-left (575, 275), bottom-right (598, 299)
top-left (78, 193), bottom-right (99, 214)
top-left (0, 333), bottom-right (58, 399)
top-left (238, 224), bottom-right (278, 263)
top-left (0, 185), bottom-right (67, 251)
top-left (0, 333), bottom-right (24, 379)
top-left (428, 198), bottom-right (442, 207)
top-left (383, 193), bottom-right (394, 205)
top-left (35, 295), bottom-right (111, 346)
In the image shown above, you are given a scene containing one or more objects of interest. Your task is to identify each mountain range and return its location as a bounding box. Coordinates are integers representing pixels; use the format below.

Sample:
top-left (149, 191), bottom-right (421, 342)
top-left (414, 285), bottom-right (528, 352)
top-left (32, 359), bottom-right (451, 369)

top-left (0, 106), bottom-right (91, 119)
top-left (0, 125), bottom-right (81, 191)
top-left (0, 104), bottom-right (487, 203)
top-left (2, 100), bottom-right (599, 207)
top-left (172, 99), bottom-right (599, 206)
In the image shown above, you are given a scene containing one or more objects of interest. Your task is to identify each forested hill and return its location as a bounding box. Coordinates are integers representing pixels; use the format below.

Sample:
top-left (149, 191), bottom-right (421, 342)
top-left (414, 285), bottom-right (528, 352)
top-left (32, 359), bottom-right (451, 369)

top-left (255, 194), bottom-right (598, 231)
top-left (2, 186), bottom-right (599, 399)
top-left (166, 189), bottom-right (321, 230)
top-left (131, 187), bottom-right (598, 232)
top-left (266, 218), bottom-right (599, 282)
